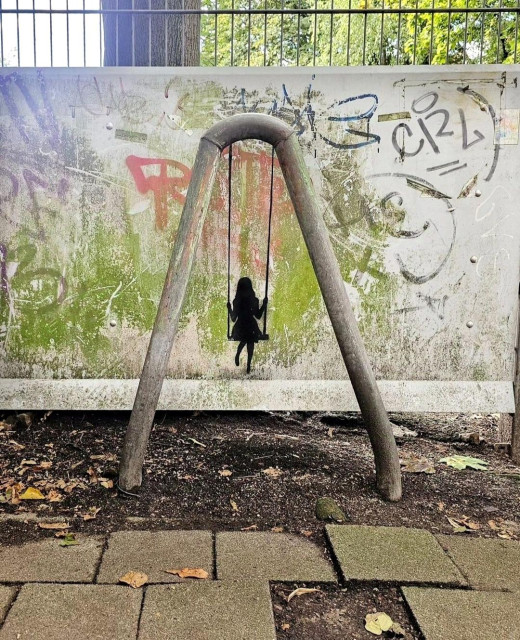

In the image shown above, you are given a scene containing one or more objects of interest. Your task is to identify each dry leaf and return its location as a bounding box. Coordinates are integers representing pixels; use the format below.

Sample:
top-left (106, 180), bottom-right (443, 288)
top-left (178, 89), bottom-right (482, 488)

top-left (437, 501), bottom-right (446, 512)
top-left (100, 480), bottom-right (114, 489)
top-left (38, 522), bottom-right (69, 530)
top-left (365, 612), bottom-right (393, 636)
top-left (119, 571), bottom-right (148, 588)
top-left (20, 487), bottom-right (45, 500)
top-left (230, 499), bottom-right (239, 512)
top-left (271, 526), bottom-right (284, 533)
top-left (262, 467), bottom-right (282, 478)
top-left (219, 470), bottom-right (232, 477)
top-left (281, 623), bottom-right (291, 631)
top-left (287, 587), bottom-right (319, 602)
top-left (165, 568), bottom-right (209, 579)
top-left (39, 461), bottom-right (52, 470)
top-left (400, 455), bottom-right (435, 474)
top-left (46, 490), bottom-right (63, 502)
top-left (87, 467), bottom-right (99, 484)
top-left (447, 515), bottom-right (480, 533)
top-left (301, 530), bottom-right (313, 537)
top-left (241, 524), bottom-right (258, 531)
top-left (83, 507), bottom-right (101, 521)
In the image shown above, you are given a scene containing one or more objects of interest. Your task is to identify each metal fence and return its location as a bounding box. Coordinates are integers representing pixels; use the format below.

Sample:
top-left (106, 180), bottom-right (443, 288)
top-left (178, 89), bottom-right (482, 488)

top-left (0, 0), bottom-right (519, 68)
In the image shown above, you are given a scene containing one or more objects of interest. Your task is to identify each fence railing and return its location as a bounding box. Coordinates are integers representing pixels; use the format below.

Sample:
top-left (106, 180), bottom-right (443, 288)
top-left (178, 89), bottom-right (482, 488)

top-left (0, 0), bottom-right (519, 68)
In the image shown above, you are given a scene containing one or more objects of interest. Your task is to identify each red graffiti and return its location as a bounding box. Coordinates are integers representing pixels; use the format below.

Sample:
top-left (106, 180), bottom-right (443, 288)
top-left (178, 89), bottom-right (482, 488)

top-left (126, 155), bottom-right (192, 230)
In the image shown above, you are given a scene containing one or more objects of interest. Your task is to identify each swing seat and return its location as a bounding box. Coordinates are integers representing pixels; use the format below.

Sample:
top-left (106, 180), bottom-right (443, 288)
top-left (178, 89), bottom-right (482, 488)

top-left (228, 334), bottom-right (269, 341)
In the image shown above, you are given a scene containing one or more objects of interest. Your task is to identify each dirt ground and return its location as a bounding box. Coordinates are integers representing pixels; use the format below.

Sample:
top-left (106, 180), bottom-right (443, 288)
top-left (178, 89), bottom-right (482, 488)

top-left (1, 409), bottom-right (519, 639)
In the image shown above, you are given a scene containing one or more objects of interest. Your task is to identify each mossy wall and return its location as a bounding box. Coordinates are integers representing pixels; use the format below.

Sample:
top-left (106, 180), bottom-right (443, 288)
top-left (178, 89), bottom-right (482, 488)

top-left (0, 67), bottom-right (519, 382)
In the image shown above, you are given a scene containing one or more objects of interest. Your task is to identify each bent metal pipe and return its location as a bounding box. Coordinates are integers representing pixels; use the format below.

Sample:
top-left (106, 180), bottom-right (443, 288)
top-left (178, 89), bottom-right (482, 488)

top-left (118, 113), bottom-right (402, 502)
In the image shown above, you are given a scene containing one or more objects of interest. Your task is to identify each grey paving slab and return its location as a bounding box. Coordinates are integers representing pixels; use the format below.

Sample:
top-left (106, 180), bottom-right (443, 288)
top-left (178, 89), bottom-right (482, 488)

top-left (139, 582), bottom-right (276, 640)
top-left (97, 530), bottom-right (213, 584)
top-left (402, 587), bottom-right (520, 640)
top-left (436, 534), bottom-right (520, 591)
top-left (0, 583), bottom-right (142, 640)
top-left (0, 587), bottom-right (16, 625)
top-left (0, 536), bottom-right (104, 583)
top-left (216, 531), bottom-right (336, 582)
top-left (326, 525), bottom-right (466, 585)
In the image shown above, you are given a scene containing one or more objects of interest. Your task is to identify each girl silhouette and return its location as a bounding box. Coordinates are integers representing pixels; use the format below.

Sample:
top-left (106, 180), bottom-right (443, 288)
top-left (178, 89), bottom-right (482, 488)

top-left (227, 277), bottom-right (268, 374)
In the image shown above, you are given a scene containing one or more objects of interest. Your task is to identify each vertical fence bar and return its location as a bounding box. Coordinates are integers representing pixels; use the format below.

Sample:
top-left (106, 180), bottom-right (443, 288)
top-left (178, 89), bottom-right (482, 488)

top-left (83, 0), bottom-right (87, 65)
top-left (31, 0), bottom-right (36, 65)
top-left (446, 0), bottom-right (451, 63)
top-left (231, 0), bottom-right (234, 64)
top-left (215, 0), bottom-right (218, 66)
top-left (248, 0), bottom-right (251, 65)
top-left (479, 0), bottom-right (485, 62)
top-left (514, 0), bottom-right (519, 62)
top-left (380, 0), bottom-right (385, 63)
top-left (463, 0), bottom-right (469, 63)
top-left (280, 0), bottom-right (284, 64)
top-left (362, 1), bottom-right (367, 64)
top-left (50, 0), bottom-right (54, 66)
top-left (413, 0), bottom-right (418, 64)
top-left (396, 0), bottom-right (401, 63)
top-left (263, 0), bottom-right (267, 65)
top-left (430, 0), bottom-right (434, 62)
top-left (497, 0), bottom-right (503, 62)
top-left (66, 0), bottom-right (70, 66)
top-left (313, 0), bottom-right (317, 64)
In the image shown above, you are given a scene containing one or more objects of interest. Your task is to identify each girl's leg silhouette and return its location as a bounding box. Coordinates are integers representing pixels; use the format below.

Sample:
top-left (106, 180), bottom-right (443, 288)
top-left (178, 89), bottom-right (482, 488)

top-left (246, 342), bottom-right (255, 373)
top-left (235, 341), bottom-right (246, 366)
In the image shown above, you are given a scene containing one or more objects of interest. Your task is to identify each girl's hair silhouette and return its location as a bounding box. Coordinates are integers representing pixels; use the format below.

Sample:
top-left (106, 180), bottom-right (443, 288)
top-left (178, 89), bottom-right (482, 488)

top-left (227, 277), bottom-right (267, 373)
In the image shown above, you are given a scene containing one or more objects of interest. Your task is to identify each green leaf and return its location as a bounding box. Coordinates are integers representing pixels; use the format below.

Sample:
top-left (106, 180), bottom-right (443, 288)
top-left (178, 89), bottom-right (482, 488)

top-left (59, 533), bottom-right (80, 547)
top-left (439, 456), bottom-right (489, 471)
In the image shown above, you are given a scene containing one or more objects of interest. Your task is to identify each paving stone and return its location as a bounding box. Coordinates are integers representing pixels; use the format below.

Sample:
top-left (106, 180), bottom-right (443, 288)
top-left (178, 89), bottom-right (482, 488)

top-left (326, 525), bottom-right (466, 585)
top-left (436, 534), bottom-right (520, 591)
top-left (97, 530), bottom-right (213, 584)
top-left (0, 587), bottom-right (16, 624)
top-left (402, 587), bottom-right (520, 640)
top-left (139, 582), bottom-right (276, 640)
top-left (0, 583), bottom-right (142, 640)
top-left (0, 536), bottom-right (103, 583)
top-left (216, 531), bottom-right (336, 582)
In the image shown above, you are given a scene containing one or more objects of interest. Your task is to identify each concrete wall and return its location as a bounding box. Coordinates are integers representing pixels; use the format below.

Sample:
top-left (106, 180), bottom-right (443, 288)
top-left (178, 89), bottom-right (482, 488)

top-left (0, 66), bottom-right (518, 410)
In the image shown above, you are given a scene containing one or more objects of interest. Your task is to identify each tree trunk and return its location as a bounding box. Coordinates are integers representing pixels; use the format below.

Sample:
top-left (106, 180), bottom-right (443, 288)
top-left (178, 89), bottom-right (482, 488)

top-left (102, 0), bottom-right (200, 66)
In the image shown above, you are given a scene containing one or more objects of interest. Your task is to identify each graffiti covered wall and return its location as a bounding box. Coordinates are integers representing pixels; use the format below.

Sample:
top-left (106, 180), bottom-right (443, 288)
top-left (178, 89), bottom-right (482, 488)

top-left (0, 66), bottom-right (519, 409)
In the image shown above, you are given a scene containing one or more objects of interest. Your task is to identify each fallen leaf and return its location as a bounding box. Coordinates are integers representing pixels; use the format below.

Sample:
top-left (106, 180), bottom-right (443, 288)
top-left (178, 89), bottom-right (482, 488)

top-left (219, 470), bottom-right (232, 477)
top-left (100, 480), bottom-right (114, 489)
top-left (20, 459), bottom-right (37, 466)
top-left (262, 467), bottom-right (282, 478)
top-left (241, 524), bottom-right (258, 531)
top-left (165, 568), bottom-right (209, 579)
top-left (39, 461), bottom-right (52, 470)
top-left (46, 490), bottom-right (63, 502)
top-left (287, 587), bottom-right (319, 602)
top-left (230, 499), bottom-right (239, 512)
top-left (20, 487), bottom-right (45, 500)
top-left (83, 507), bottom-right (101, 521)
top-left (119, 571), bottom-right (148, 588)
top-left (447, 515), bottom-right (480, 533)
top-left (365, 612), bottom-right (393, 635)
top-left (301, 530), bottom-right (313, 537)
top-left (327, 428), bottom-right (334, 438)
top-left (87, 467), bottom-right (99, 484)
top-left (400, 455), bottom-right (435, 474)
top-left (439, 455), bottom-right (489, 471)
top-left (59, 533), bottom-right (80, 547)
top-left (271, 526), bottom-right (284, 533)
top-left (38, 522), bottom-right (69, 530)
top-left (390, 621), bottom-right (406, 637)
top-left (9, 440), bottom-right (25, 451)
top-left (437, 501), bottom-right (446, 512)
top-left (281, 623), bottom-right (291, 631)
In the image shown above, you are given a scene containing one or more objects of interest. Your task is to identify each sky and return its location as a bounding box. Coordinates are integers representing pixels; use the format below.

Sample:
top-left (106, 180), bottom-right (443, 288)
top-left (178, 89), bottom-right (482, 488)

top-left (1, 0), bottom-right (102, 66)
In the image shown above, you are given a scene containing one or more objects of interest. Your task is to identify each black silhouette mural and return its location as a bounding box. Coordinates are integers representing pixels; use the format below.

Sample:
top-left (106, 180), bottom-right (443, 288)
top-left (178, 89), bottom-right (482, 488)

top-left (227, 277), bottom-right (268, 373)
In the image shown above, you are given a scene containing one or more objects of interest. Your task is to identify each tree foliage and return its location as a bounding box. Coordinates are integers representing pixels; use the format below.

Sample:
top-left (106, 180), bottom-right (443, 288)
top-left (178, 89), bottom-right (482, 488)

top-left (200, 0), bottom-right (520, 66)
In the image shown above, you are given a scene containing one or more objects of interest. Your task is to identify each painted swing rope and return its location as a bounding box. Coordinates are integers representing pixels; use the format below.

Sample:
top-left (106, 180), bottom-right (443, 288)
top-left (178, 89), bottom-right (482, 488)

top-left (118, 113), bottom-right (402, 502)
